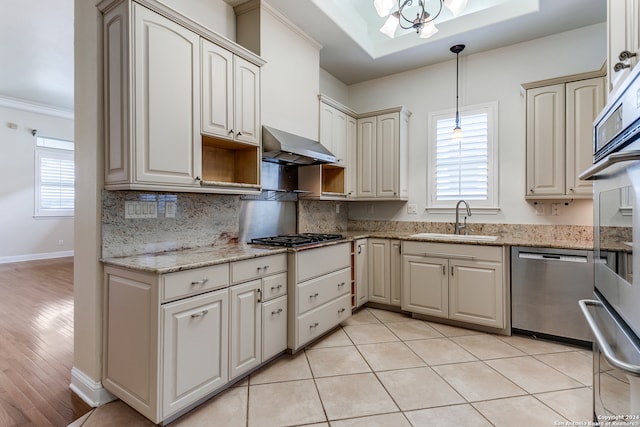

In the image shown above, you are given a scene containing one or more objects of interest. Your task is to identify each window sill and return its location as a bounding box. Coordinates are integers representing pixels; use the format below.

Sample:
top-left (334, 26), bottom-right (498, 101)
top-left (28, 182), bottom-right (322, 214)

top-left (425, 206), bottom-right (501, 215)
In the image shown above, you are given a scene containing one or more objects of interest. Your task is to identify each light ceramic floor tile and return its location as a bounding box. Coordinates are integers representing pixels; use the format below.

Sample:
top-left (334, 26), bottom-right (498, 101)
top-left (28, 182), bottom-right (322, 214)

top-left (433, 361), bottom-right (527, 402)
top-left (377, 367), bottom-right (465, 411)
top-left (368, 307), bottom-right (412, 323)
top-left (404, 404), bottom-right (493, 427)
top-left (534, 350), bottom-right (593, 386)
top-left (342, 323), bottom-right (399, 345)
top-left (384, 319), bottom-right (444, 340)
top-left (406, 337), bottom-right (477, 366)
top-left (308, 327), bottom-right (353, 348)
top-left (79, 400), bottom-right (154, 426)
top-left (496, 334), bottom-right (578, 354)
top-left (536, 387), bottom-right (593, 423)
top-left (356, 341), bottom-right (426, 371)
top-left (486, 355), bottom-right (584, 394)
top-left (173, 386), bottom-right (247, 427)
top-left (247, 379), bottom-right (326, 427)
top-left (473, 395), bottom-right (568, 427)
top-left (427, 321), bottom-right (485, 337)
top-left (232, 377), bottom-right (249, 387)
top-left (329, 412), bottom-right (411, 427)
top-left (306, 346), bottom-right (371, 377)
top-left (452, 334), bottom-right (526, 360)
top-left (249, 351), bottom-right (312, 385)
top-left (315, 373), bottom-right (398, 420)
top-left (341, 308), bottom-right (380, 326)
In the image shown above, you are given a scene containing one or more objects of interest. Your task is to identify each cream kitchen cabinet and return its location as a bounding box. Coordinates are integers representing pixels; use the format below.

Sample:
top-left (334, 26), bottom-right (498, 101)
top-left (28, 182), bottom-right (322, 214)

top-left (288, 242), bottom-right (352, 351)
top-left (354, 239), bottom-right (369, 308)
top-left (100, 0), bottom-right (264, 194)
top-left (607, 0), bottom-right (640, 95)
top-left (229, 279), bottom-right (261, 380)
top-left (525, 76), bottom-right (604, 199)
top-left (401, 241), bottom-right (506, 330)
top-left (201, 39), bottom-right (260, 146)
top-left (356, 107), bottom-right (410, 200)
top-left (367, 238), bottom-right (402, 307)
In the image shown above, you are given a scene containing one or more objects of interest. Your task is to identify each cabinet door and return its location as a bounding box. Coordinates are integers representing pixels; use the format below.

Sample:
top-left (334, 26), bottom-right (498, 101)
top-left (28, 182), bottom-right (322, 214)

top-left (368, 239), bottom-right (390, 304)
top-left (355, 239), bottom-right (369, 307)
top-left (390, 240), bottom-right (402, 307)
top-left (319, 103), bottom-right (335, 154)
top-left (229, 280), bottom-right (262, 379)
top-left (133, 4), bottom-right (200, 186)
top-left (449, 260), bottom-right (503, 328)
top-left (401, 255), bottom-right (448, 318)
top-left (262, 295), bottom-right (287, 361)
top-left (332, 110), bottom-right (347, 165)
top-left (526, 84), bottom-right (565, 197)
top-left (376, 112), bottom-right (400, 198)
top-left (201, 39), bottom-right (233, 139)
top-left (162, 289), bottom-right (229, 418)
top-left (346, 116), bottom-right (358, 197)
top-left (233, 56), bottom-right (260, 145)
top-left (607, 0), bottom-right (639, 94)
top-left (356, 117), bottom-right (376, 198)
top-left (566, 77), bottom-right (604, 196)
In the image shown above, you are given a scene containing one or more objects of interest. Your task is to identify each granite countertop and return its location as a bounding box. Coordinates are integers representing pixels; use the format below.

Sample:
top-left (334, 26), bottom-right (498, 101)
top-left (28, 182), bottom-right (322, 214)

top-left (101, 230), bottom-right (600, 274)
top-left (101, 243), bottom-right (287, 274)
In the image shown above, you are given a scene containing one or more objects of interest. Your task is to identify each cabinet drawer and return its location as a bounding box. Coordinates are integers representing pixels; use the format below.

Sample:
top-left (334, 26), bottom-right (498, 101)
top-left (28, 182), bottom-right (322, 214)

top-left (297, 242), bottom-right (350, 282)
top-left (231, 254), bottom-right (287, 284)
top-left (297, 267), bottom-right (350, 314)
top-left (296, 293), bottom-right (351, 348)
top-left (162, 263), bottom-right (230, 303)
top-left (402, 241), bottom-right (502, 262)
top-left (262, 296), bottom-right (287, 361)
top-left (262, 272), bottom-right (287, 301)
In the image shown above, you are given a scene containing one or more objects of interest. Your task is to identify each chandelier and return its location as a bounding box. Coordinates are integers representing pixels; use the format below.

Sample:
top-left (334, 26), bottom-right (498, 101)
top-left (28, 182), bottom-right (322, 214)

top-left (374, 0), bottom-right (468, 39)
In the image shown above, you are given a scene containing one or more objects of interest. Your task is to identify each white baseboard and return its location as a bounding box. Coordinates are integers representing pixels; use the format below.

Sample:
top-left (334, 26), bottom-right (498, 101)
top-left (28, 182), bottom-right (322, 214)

top-left (0, 250), bottom-right (74, 264)
top-left (70, 367), bottom-right (116, 408)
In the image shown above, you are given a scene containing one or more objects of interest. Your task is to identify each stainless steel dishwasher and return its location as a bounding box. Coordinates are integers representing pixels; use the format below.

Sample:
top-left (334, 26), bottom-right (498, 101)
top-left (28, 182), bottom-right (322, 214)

top-left (511, 246), bottom-right (594, 343)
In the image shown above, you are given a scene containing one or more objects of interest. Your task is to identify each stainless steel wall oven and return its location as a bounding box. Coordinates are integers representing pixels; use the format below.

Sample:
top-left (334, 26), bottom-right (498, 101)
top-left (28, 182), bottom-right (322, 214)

top-left (580, 66), bottom-right (640, 425)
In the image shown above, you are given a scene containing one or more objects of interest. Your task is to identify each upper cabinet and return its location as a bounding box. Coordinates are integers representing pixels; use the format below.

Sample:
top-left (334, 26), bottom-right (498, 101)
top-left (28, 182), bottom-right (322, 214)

top-left (607, 0), bottom-right (640, 95)
top-left (100, 0), bottom-right (264, 194)
top-left (357, 108), bottom-right (410, 200)
top-left (524, 75), bottom-right (604, 200)
top-left (201, 40), bottom-right (260, 146)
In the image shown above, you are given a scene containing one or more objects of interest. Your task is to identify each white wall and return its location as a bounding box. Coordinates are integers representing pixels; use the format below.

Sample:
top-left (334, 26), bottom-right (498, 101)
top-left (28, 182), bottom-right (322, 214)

top-left (158, 0), bottom-right (236, 40)
top-left (333, 23), bottom-right (606, 226)
top-left (0, 105), bottom-right (74, 262)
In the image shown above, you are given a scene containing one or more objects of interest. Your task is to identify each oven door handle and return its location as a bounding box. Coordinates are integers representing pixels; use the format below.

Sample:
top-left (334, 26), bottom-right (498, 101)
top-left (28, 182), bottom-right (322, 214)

top-left (578, 150), bottom-right (640, 180)
top-left (579, 299), bottom-right (640, 376)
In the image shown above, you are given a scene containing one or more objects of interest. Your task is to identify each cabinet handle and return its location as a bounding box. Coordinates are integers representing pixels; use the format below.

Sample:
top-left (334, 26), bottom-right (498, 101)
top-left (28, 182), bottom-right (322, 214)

top-left (271, 308), bottom-right (283, 315)
top-left (357, 245), bottom-right (362, 254)
top-left (338, 308), bottom-right (346, 314)
top-left (338, 282), bottom-right (345, 288)
top-left (442, 265), bottom-right (446, 275)
top-left (257, 265), bottom-right (269, 272)
top-left (615, 62), bottom-right (631, 72)
top-left (310, 292), bottom-right (319, 300)
top-left (451, 266), bottom-right (454, 276)
top-left (310, 322), bottom-right (319, 328)
top-left (270, 284), bottom-right (283, 291)
top-left (619, 50), bottom-right (637, 61)
top-left (257, 288), bottom-right (262, 303)
top-left (191, 310), bottom-right (209, 318)
top-left (190, 278), bottom-right (209, 286)
top-left (195, 176), bottom-right (201, 182)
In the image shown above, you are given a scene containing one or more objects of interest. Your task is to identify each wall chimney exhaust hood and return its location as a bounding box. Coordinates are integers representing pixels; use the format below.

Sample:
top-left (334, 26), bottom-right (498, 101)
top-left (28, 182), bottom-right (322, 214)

top-left (262, 125), bottom-right (337, 165)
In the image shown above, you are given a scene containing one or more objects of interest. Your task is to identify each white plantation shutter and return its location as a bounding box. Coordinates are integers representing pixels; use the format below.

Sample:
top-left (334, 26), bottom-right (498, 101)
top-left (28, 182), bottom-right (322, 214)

top-left (35, 138), bottom-right (75, 217)
top-left (428, 103), bottom-right (498, 211)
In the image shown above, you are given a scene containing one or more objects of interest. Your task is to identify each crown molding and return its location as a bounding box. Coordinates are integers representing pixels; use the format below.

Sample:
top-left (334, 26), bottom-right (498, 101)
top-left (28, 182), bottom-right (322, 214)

top-left (0, 95), bottom-right (74, 120)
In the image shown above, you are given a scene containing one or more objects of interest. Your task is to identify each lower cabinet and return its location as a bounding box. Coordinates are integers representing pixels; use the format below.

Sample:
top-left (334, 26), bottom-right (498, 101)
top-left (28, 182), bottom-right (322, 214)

top-left (401, 241), bottom-right (506, 329)
top-left (367, 238), bottom-right (402, 307)
top-left (102, 252), bottom-right (287, 424)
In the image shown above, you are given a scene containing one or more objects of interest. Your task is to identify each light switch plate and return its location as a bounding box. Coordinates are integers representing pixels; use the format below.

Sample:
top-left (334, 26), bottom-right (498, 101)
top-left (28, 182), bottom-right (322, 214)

top-left (165, 202), bottom-right (176, 218)
top-left (407, 204), bottom-right (418, 214)
top-left (125, 201), bottom-right (158, 219)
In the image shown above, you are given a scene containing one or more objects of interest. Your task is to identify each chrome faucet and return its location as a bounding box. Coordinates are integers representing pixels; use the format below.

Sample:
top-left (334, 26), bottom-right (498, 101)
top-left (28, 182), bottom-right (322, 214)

top-left (455, 200), bottom-right (472, 235)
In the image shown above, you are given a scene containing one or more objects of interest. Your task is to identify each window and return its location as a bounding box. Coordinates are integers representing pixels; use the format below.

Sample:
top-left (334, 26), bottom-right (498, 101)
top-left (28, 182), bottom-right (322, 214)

top-left (35, 137), bottom-right (75, 217)
top-left (427, 102), bottom-right (498, 213)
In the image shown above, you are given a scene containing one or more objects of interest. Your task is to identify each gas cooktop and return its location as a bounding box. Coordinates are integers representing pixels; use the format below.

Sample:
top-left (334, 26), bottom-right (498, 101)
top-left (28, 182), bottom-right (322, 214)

top-left (250, 233), bottom-right (343, 247)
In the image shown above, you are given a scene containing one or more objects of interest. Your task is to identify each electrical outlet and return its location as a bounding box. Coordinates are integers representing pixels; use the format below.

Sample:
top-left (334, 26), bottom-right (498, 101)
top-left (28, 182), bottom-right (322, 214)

top-left (336, 204), bottom-right (340, 214)
top-left (551, 203), bottom-right (560, 216)
top-left (407, 204), bottom-right (418, 214)
top-left (165, 201), bottom-right (176, 218)
top-left (535, 203), bottom-right (545, 216)
top-left (58, 239), bottom-right (64, 246)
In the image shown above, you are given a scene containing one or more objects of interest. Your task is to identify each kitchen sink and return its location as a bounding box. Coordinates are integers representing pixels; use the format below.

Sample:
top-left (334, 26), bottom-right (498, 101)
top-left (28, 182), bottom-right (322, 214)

top-left (409, 233), bottom-right (499, 242)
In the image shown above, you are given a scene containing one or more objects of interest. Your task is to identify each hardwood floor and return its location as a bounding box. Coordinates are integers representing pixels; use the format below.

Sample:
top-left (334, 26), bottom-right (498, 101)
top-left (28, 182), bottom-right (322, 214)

top-left (0, 257), bottom-right (91, 426)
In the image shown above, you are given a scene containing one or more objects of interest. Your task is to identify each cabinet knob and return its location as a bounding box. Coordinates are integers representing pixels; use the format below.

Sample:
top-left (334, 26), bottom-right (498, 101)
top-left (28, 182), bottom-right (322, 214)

top-left (619, 50), bottom-right (637, 61)
top-left (228, 129), bottom-right (234, 135)
top-left (237, 132), bottom-right (243, 136)
top-left (195, 176), bottom-right (201, 181)
top-left (569, 188), bottom-right (574, 192)
top-left (529, 188), bottom-right (534, 193)
top-left (614, 62), bottom-right (631, 72)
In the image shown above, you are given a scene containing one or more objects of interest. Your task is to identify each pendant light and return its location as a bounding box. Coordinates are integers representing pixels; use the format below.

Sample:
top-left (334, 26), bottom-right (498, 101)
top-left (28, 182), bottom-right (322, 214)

top-left (375, 0), bottom-right (468, 39)
top-left (450, 44), bottom-right (465, 140)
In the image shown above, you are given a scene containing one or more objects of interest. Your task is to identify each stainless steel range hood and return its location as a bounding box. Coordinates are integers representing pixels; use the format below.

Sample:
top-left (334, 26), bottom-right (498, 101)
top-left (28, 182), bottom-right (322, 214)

top-left (262, 125), bottom-right (337, 165)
